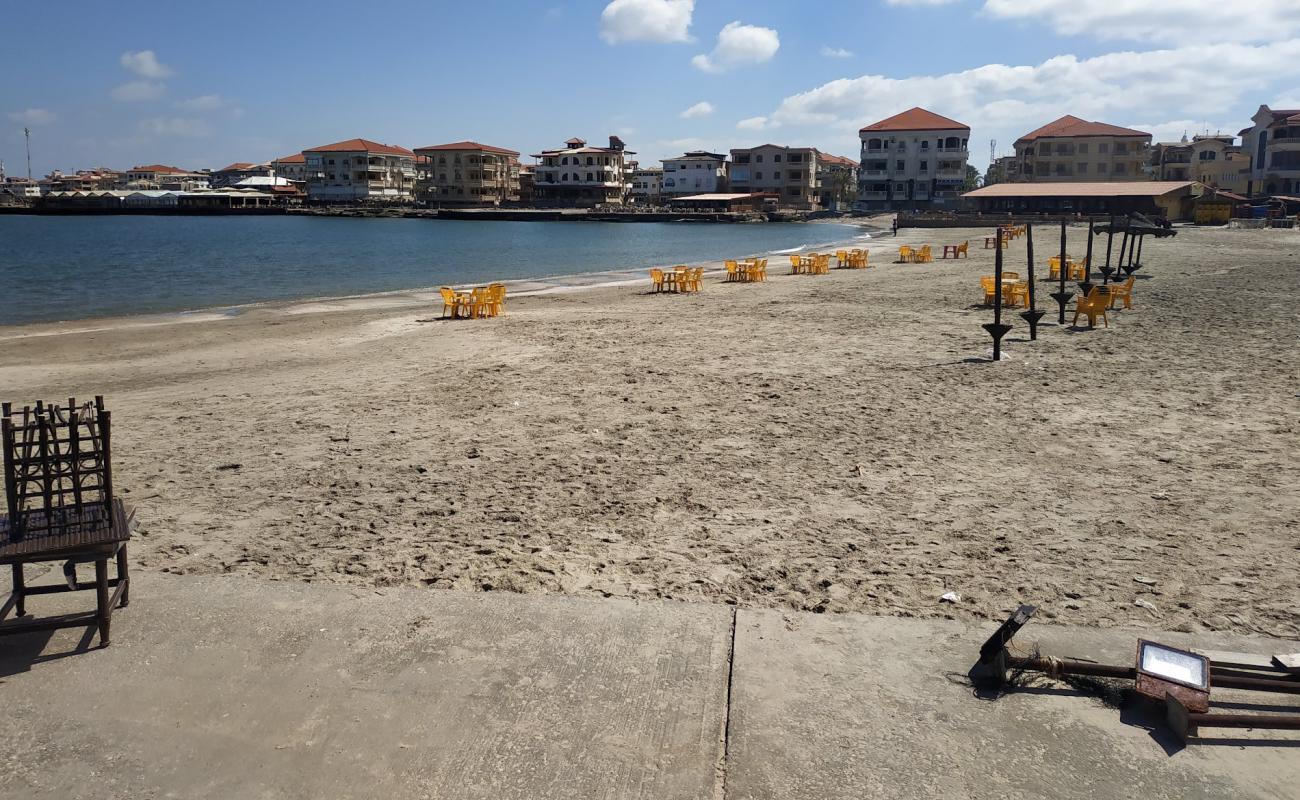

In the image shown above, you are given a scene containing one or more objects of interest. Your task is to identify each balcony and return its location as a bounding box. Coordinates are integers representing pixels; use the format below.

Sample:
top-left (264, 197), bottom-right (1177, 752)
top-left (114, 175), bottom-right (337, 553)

top-left (858, 191), bottom-right (887, 200)
top-left (860, 169), bottom-right (888, 177)
top-left (936, 169), bottom-right (965, 179)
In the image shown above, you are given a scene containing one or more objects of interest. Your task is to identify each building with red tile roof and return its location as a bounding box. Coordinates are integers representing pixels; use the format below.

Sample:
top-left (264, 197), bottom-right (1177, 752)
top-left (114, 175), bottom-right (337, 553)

top-left (530, 136), bottom-right (635, 207)
top-left (856, 107), bottom-right (970, 211)
top-left (1011, 116), bottom-right (1152, 183)
top-left (301, 139), bottom-right (416, 202)
top-left (413, 141), bottom-right (521, 206)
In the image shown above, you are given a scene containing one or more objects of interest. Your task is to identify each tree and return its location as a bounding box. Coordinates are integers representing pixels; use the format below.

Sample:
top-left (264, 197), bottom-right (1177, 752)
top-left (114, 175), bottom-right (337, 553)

top-left (824, 167), bottom-right (856, 210)
top-left (964, 164), bottom-right (983, 191)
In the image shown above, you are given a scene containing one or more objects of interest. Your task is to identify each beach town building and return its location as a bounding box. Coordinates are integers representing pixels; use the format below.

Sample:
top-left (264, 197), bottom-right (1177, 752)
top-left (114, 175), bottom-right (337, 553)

top-left (125, 164), bottom-right (210, 191)
top-left (272, 153), bottom-right (308, 182)
top-left (962, 181), bottom-right (1202, 221)
top-left (629, 165), bottom-right (663, 202)
top-left (1011, 116), bottom-right (1152, 182)
top-left (856, 107), bottom-right (970, 211)
top-left (983, 155), bottom-right (1020, 186)
top-left (726, 144), bottom-right (823, 209)
top-left (660, 151), bottom-right (728, 197)
top-left (1153, 134), bottom-right (1250, 195)
top-left (817, 153), bottom-right (859, 210)
top-left (517, 164), bottom-right (535, 204)
top-left (531, 136), bottom-right (633, 206)
top-left (412, 141), bottom-right (521, 206)
top-left (211, 162), bottom-right (273, 188)
top-left (1239, 104), bottom-right (1300, 196)
top-left (303, 138), bottom-right (416, 202)
top-left (40, 168), bottom-right (125, 192)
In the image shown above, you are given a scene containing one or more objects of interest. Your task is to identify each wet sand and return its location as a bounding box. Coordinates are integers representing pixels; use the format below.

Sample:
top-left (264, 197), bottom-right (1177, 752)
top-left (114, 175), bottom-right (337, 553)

top-left (4, 224), bottom-right (1298, 637)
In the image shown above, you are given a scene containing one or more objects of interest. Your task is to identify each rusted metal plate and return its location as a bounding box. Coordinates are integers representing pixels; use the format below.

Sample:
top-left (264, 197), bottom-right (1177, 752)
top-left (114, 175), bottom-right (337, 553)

top-left (1135, 672), bottom-right (1209, 713)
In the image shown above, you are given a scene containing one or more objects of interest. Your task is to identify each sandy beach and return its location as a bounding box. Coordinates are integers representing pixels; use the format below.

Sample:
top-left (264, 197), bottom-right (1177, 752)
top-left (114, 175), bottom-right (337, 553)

top-left (4, 223), bottom-right (1298, 638)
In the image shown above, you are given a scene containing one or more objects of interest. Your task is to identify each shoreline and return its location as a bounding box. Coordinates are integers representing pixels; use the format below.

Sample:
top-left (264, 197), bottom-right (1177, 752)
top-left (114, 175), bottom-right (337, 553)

top-left (0, 225), bottom-right (884, 339)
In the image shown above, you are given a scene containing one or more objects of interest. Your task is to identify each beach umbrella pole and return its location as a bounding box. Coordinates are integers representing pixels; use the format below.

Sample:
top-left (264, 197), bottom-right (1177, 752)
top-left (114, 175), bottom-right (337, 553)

top-left (1078, 216), bottom-right (1096, 297)
top-left (1018, 223), bottom-right (1044, 338)
top-left (983, 229), bottom-right (1012, 360)
top-left (1099, 213), bottom-right (1117, 284)
top-left (1049, 219), bottom-right (1074, 325)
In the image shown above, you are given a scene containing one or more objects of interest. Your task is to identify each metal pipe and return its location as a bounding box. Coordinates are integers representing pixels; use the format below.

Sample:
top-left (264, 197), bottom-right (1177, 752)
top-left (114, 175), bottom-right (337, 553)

top-left (1184, 711), bottom-right (1300, 730)
top-left (1008, 657), bottom-right (1300, 695)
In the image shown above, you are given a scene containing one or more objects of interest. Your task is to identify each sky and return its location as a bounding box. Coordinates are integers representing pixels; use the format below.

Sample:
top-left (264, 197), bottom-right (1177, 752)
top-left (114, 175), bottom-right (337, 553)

top-left (3, 0), bottom-right (1299, 178)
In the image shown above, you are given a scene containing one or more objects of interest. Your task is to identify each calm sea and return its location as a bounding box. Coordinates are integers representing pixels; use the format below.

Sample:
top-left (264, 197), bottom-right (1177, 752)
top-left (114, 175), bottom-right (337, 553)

top-left (0, 216), bottom-right (866, 325)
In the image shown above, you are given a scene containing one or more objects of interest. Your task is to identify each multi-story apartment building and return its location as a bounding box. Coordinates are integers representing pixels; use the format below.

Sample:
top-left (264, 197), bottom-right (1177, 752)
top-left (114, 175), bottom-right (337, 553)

top-left (629, 165), bottom-right (663, 202)
top-left (413, 141), bottom-right (520, 206)
top-left (983, 155), bottom-right (1020, 186)
top-left (817, 153), bottom-right (858, 210)
top-left (272, 153), bottom-right (308, 183)
top-left (1011, 116), bottom-right (1151, 182)
top-left (661, 151), bottom-right (728, 196)
top-left (303, 138), bottom-right (416, 202)
top-left (1240, 104), bottom-right (1300, 196)
top-left (727, 144), bottom-right (822, 209)
top-left (1152, 134), bottom-right (1250, 194)
top-left (211, 161), bottom-right (273, 188)
top-left (125, 164), bottom-right (210, 190)
top-left (531, 136), bottom-right (633, 206)
top-left (856, 107), bottom-right (970, 210)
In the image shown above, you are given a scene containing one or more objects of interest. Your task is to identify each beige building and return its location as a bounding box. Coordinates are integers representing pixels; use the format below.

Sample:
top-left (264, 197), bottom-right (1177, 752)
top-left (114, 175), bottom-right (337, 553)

top-left (856, 107), bottom-right (970, 210)
top-left (726, 144), bottom-right (822, 209)
top-left (1012, 116), bottom-right (1151, 182)
top-left (413, 141), bottom-right (520, 206)
top-left (1150, 134), bottom-right (1250, 195)
top-left (1240, 104), bottom-right (1300, 196)
top-left (531, 136), bottom-right (633, 206)
top-left (303, 138), bottom-right (416, 202)
top-left (272, 153), bottom-right (308, 183)
top-left (817, 153), bottom-right (858, 210)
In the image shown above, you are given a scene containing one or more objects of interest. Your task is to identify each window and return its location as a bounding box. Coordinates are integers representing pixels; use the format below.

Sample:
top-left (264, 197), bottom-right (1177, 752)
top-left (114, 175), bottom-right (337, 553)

top-left (896, 160), bottom-right (905, 171)
top-left (790, 170), bottom-right (801, 180)
top-left (919, 161), bottom-right (928, 172)
top-left (774, 154), bottom-right (782, 162)
top-left (1098, 143), bottom-right (1109, 154)
top-left (787, 187), bottom-right (799, 196)
top-left (1097, 163), bottom-right (1107, 173)
top-left (773, 171), bottom-right (781, 179)
top-left (867, 138), bottom-right (882, 150)
top-left (587, 157), bottom-right (594, 165)
top-left (1115, 143), bottom-right (1128, 155)
top-left (921, 141), bottom-right (929, 150)
top-left (736, 155), bottom-right (750, 164)
top-left (1114, 163), bottom-right (1126, 174)
top-left (1038, 143), bottom-right (1051, 156)
top-left (1077, 163), bottom-right (1087, 174)
top-left (789, 153), bottom-right (802, 162)
top-left (587, 172), bottom-right (594, 181)
top-left (755, 155), bottom-right (763, 162)
top-left (755, 171), bottom-right (763, 180)
top-left (561, 157), bottom-right (569, 165)
top-left (895, 183), bottom-right (906, 192)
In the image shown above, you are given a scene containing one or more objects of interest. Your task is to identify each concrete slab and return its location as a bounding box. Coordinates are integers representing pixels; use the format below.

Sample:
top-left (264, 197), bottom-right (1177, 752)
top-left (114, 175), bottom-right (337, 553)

top-left (0, 574), bottom-right (731, 800)
top-left (726, 609), bottom-right (1300, 800)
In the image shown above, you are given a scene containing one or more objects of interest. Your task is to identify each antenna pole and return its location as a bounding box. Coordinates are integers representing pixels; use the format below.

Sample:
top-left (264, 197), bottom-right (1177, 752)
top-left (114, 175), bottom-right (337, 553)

top-left (24, 127), bottom-right (32, 180)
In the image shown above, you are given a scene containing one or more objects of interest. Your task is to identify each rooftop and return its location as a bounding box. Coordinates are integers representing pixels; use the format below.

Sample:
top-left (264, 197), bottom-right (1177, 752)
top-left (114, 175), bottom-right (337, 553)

top-left (303, 138), bottom-right (415, 157)
top-left (964, 180), bottom-right (1198, 198)
top-left (818, 153), bottom-right (858, 167)
top-left (274, 153), bottom-right (307, 164)
top-left (1016, 115), bottom-right (1150, 143)
top-left (860, 107), bottom-right (969, 133)
top-left (130, 164), bottom-right (190, 174)
top-left (413, 140), bottom-right (520, 156)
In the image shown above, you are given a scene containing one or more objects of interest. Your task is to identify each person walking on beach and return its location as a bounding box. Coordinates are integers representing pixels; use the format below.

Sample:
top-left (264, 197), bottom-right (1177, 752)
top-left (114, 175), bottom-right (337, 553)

top-left (892, 216), bottom-right (898, 237)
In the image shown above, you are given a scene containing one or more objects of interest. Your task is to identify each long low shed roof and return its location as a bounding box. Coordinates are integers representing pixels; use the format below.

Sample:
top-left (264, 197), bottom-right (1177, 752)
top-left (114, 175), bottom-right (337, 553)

top-left (670, 193), bottom-right (775, 201)
top-left (964, 181), bottom-right (1198, 198)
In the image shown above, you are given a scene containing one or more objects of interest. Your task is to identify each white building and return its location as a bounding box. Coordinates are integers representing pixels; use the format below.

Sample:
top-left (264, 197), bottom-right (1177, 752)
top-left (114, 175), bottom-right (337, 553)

top-left (1240, 104), bottom-right (1300, 196)
top-left (531, 136), bottom-right (633, 206)
top-left (857, 107), bottom-right (969, 211)
top-left (629, 165), bottom-right (663, 202)
top-left (303, 138), bottom-right (416, 202)
top-left (661, 151), bottom-right (728, 196)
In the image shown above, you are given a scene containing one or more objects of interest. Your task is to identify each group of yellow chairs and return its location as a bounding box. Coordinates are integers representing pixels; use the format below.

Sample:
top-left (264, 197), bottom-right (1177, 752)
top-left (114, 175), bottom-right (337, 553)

top-left (724, 258), bottom-right (769, 282)
top-left (790, 254), bottom-right (832, 274)
top-left (1048, 255), bottom-right (1089, 281)
top-left (980, 273), bottom-right (1030, 307)
top-left (650, 266), bottom-right (705, 293)
top-left (836, 249), bottom-right (870, 268)
top-left (1072, 276), bottom-right (1136, 326)
top-left (440, 283), bottom-right (506, 319)
top-left (898, 245), bottom-right (934, 263)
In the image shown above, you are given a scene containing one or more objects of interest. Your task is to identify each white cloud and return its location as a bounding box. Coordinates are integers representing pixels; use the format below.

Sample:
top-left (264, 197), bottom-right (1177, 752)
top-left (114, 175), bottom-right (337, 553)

top-left (736, 116), bottom-right (769, 131)
top-left (982, 0), bottom-right (1300, 44)
top-left (176, 94), bottom-right (227, 112)
top-left (8, 108), bottom-right (55, 125)
top-left (764, 38), bottom-right (1300, 168)
top-left (111, 81), bottom-right (166, 102)
top-left (120, 50), bottom-right (173, 79)
top-left (680, 101), bottom-right (714, 119)
top-left (599, 0), bottom-right (694, 44)
top-left (820, 46), bottom-right (854, 58)
top-left (138, 117), bottom-right (213, 138)
top-left (692, 21), bottom-right (780, 73)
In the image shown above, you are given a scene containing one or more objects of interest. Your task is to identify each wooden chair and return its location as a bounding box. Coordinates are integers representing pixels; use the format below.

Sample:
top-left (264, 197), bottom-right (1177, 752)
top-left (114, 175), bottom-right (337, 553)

top-left (1072, 288), bottom-right (1110, 328)
top-left (1108, 276), bottom-right (1135, 309)
top-left (2, 397), bottom-right (132, 647)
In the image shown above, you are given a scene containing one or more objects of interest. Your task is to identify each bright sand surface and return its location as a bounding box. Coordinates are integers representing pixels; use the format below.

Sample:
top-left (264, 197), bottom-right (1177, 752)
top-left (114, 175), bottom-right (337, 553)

top-left (3, 224), bottom-right (1298, 638)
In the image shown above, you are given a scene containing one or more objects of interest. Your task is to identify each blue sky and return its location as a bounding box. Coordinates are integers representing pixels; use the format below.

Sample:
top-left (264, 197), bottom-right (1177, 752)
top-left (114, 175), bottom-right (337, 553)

top-left (3, 0), bottom-right (1298, 177)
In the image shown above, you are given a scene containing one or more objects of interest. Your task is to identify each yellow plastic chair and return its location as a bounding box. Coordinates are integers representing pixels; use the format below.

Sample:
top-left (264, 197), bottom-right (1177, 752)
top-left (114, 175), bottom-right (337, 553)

top-left (917, 245), bottom-right (933, 263)
top-left (689, 267), bottom-right (704, 293)
top-left (1068, 258), bottom-right (1089, 281)
top-left (724, 260), bottom-right (740, 282)
top-left (1008, 281), bottom-right (1030, 308)
top-left (980, 276), bottom-right (998, 305)
top-left (1002, 271), bottom-right (1020, 280)
top-left (487, 283), bottom-right (506, 316)
top-left (671, 266), bottom-right (688, 293)
top-left (1072, 287), bottom-right (1109, 328)
top-left (1048, 257), bottom-right (1062, 280)
top-left (789, 254), bottom-right (804, 274)
top-left (1108, 276), bottom-right (1135, 309)
top-left (650, 268), bottom-right (667, 293)
top-left (440, 287), bottom-right (466, 319)
top-left (898, 245), bottom-right (913, 263)
top-left (756, 258), bottom-right (768, 282)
